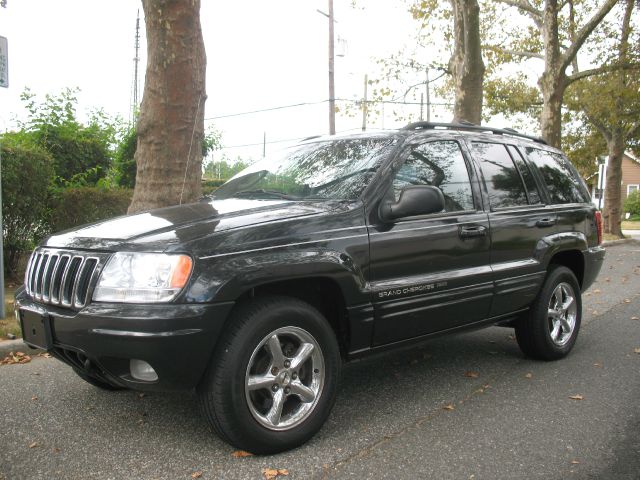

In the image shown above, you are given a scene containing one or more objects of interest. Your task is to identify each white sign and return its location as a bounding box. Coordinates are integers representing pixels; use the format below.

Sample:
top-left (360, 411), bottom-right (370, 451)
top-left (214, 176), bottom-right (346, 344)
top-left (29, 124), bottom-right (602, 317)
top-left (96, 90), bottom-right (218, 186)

top-left (0, 36), bottom-right (7, 88)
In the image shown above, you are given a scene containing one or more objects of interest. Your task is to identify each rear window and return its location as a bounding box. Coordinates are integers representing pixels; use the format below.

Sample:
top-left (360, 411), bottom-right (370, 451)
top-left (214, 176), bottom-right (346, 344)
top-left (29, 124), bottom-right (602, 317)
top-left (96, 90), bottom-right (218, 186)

top-left (525, 148), bottom-right (590, 204)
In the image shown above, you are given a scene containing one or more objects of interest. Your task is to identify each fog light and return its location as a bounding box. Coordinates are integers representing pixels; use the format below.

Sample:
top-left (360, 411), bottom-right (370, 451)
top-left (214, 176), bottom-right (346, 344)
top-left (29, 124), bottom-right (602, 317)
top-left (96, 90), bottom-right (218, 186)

top-left (130, 359), bottom-right (158, 382)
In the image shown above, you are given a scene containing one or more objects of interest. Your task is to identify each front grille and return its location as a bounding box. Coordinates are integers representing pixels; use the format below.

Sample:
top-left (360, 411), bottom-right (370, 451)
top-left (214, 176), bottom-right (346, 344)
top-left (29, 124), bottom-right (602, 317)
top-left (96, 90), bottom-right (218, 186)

top-left (25, 249), bottom-right (106, 309)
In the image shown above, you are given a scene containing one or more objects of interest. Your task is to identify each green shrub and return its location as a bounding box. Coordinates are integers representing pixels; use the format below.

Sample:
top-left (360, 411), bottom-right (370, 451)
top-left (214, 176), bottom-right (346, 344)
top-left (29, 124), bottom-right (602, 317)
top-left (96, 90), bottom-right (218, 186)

top-left (1, 134), bottom-right (54, 278)
top-left (624, 190), bottom-right (640, 217)
top-left (51, 187), bottom-right (133, 233)
top-left (201, 178), bottom-right (227, 196)
top-left (113, 126), bottom-right (137, 188)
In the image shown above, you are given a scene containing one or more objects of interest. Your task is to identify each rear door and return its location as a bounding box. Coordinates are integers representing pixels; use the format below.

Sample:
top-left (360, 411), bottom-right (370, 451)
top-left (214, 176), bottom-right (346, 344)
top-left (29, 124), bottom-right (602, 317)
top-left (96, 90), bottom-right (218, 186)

top-left (468, 141), bottom-right (551, 317)
top-left (368, 137), bottom-right (493, 345)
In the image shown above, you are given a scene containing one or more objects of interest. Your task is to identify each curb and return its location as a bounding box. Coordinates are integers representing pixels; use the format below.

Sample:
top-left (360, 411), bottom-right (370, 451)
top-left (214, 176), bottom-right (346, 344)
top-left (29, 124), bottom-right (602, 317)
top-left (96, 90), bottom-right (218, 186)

top-left (602, 238), bottom-right (640, 247)
top-left (0, 338), bottom-right (43, 358)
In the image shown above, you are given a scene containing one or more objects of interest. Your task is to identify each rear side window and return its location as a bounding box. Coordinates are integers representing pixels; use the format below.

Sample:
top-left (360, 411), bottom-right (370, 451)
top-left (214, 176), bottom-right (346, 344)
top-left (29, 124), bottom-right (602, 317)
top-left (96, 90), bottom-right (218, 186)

top-left (525, 148), bottom-right (589, 204)
top-left (471, 142), bottom-right (528, 209)
top-left (392, 141), bottom-right (474, 212)
top-left (506, 145), bottom-right (541, 204)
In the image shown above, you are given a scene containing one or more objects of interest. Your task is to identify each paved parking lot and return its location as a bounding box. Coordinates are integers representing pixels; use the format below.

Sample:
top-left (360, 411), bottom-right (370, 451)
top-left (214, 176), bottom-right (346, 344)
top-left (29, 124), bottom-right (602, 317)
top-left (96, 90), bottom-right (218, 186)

top-left (1, 242), bottom-right (639, 480)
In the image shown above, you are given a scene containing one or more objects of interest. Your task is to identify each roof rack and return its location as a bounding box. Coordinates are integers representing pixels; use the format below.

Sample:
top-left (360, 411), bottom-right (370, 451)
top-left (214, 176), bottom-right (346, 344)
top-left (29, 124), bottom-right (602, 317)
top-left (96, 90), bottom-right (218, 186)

top-left (402, 121), bottom-right (548, 145)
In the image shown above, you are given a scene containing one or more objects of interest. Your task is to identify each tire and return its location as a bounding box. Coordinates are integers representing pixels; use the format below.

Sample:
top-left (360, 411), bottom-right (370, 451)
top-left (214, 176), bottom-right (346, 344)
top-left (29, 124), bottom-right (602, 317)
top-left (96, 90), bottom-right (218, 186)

top-left (73, 368), bottom-right (125, 391)
top-left (197, 296), bottom-right (341, 454)
top-left (515, 265), bottom-right (582, 361)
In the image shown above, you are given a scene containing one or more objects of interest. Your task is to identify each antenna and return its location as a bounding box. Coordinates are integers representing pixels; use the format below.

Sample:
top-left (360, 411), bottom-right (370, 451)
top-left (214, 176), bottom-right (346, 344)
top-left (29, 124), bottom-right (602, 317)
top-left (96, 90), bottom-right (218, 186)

top-left (131, 10), bottom-right (141, 123)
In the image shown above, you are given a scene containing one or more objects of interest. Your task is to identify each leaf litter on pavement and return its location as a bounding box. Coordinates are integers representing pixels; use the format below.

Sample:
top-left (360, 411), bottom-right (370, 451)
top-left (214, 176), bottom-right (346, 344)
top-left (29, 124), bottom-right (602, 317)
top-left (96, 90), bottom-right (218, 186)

top-left (0, 351), bottom-right (32, 365)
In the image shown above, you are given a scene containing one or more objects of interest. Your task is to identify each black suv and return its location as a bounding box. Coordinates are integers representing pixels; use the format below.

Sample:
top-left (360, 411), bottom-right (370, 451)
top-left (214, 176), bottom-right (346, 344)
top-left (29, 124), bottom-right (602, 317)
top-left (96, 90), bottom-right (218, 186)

top-left (16, 122), bottom-right (605, 454)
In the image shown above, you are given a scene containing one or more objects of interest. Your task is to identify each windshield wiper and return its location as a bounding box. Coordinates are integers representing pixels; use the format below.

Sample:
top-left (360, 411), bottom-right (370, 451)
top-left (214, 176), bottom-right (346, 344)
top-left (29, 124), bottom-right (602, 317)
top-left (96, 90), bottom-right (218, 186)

top-left (233, 189), bottom-right (299, 200)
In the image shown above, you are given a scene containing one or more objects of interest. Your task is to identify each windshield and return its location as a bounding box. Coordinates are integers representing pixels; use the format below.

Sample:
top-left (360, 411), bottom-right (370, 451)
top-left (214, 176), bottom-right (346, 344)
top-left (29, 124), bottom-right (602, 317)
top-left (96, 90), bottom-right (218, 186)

top-left (212, 136), bottom-right (398, 201)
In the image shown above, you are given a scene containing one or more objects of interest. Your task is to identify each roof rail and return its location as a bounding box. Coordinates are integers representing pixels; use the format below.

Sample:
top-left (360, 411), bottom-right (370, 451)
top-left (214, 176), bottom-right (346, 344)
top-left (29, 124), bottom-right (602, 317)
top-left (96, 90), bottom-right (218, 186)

top-left (402, 121), bottom-right (548, 145)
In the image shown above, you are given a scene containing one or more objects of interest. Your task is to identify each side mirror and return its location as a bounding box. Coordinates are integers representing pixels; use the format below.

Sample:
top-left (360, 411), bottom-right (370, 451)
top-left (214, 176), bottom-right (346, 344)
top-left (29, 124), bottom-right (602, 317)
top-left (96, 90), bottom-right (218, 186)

top-left (379, 185), bottom-right (445, 221)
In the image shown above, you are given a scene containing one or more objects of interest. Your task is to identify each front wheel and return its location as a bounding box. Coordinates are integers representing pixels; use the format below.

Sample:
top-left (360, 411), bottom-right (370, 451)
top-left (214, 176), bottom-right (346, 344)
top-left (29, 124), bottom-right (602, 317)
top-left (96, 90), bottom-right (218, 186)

top-left (197, 296), bottom-right (341, 454)
top-left (515, 265), bottom-right (582, 360)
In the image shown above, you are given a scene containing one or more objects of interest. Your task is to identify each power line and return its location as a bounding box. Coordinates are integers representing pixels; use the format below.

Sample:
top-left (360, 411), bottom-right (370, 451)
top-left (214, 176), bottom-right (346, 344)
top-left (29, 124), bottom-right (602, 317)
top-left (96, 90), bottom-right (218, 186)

top-left (204, 98), bottom-right (455, 123)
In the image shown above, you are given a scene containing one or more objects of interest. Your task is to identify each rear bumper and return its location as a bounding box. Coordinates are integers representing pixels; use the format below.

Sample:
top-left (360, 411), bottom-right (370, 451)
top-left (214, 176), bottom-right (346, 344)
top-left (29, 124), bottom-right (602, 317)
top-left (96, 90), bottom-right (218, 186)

top-left (15, 288), bottom-right (234, 391)
top-left (582, 245), bottom-right (606, 291)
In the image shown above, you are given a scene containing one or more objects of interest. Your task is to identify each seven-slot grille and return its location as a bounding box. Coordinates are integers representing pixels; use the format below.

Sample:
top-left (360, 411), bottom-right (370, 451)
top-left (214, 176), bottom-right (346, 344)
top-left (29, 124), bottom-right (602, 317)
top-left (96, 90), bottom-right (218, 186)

top-left (25, 249), bottom-right (106, 309)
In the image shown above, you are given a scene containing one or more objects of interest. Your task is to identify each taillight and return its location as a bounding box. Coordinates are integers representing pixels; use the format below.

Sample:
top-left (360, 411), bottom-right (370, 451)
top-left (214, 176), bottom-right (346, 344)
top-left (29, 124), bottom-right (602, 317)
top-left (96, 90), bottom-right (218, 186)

top-left (595, 211), bottom-right (603, 245)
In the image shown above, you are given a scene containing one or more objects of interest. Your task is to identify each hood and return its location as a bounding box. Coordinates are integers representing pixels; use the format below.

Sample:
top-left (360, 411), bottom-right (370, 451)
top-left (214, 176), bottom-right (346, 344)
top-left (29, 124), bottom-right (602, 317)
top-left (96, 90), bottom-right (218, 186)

top-left (43, 198), bottom-right (333, 251)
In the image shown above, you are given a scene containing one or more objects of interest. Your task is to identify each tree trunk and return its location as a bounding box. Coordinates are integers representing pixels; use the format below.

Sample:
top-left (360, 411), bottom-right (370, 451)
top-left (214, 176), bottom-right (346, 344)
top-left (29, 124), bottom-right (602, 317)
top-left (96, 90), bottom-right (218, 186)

top-left (538, 0), bottom-right (564, 148)
top-left (603, 132), bottom-right (625, 237)
top-left (129, 0), bottom-right (207, 214)
top-left (450, 0), bottom-right (485, 125)
top-left (538, 71), bottom-right (565, 148)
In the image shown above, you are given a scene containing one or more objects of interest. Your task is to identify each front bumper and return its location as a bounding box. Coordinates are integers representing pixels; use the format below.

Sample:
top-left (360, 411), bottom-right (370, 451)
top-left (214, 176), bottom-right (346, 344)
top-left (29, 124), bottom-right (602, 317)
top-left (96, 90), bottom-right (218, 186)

top-left (15, 288), bottom-right (234, 391)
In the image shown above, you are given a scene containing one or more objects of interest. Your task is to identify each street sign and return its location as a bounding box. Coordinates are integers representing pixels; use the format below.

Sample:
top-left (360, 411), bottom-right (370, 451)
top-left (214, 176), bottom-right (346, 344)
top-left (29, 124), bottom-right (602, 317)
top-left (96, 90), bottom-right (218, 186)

top-left (0, 36), bottom-right (8, 88)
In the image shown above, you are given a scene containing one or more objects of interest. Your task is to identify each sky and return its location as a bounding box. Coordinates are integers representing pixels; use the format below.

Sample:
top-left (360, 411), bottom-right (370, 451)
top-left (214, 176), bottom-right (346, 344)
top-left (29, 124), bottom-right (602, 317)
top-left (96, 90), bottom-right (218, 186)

top-left (0, 0), bottom-right (445, 163)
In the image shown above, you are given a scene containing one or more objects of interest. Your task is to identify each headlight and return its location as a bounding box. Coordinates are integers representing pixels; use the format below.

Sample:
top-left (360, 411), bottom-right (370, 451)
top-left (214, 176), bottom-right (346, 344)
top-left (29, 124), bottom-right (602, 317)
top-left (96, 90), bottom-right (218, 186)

top-left (93, 252), bottom-right (193, 303)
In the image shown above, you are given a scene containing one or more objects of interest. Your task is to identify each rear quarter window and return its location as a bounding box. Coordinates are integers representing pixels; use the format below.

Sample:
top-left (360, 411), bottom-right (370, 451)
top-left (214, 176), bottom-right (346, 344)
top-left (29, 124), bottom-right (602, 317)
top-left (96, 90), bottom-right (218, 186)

top-left (525, 148), bottom-right (590, 204)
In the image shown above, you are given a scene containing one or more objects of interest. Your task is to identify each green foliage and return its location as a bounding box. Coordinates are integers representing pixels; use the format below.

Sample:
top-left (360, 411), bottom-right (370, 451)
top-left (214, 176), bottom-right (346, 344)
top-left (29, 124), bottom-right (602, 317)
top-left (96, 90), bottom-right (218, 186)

top-left (562, 120), bottom-right (607, 178)
top-left (50, 187), bottom-right (133, 233)
top-left (1, 133), bottom-right (54, 278)
top-left (18, 88), bottom-right (118, 185)
top-left (203, 157), bottom-right (249, 180)
top-left (624, 190), bottom-right (640, 217)
top-left (113, 126), bottom-right (138, 188)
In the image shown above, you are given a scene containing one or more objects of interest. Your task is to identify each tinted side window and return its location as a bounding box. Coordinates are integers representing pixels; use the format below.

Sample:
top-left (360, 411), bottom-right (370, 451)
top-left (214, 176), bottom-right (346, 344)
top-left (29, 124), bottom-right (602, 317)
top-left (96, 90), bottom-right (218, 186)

top-left (507, 145), bottom-right (541, 204)
top-left (392, 141), bottom-right (474, 212)
top-left (525, 148), bottom-right (589, 204)
top-left (471, 142), bottom-right (528, 209)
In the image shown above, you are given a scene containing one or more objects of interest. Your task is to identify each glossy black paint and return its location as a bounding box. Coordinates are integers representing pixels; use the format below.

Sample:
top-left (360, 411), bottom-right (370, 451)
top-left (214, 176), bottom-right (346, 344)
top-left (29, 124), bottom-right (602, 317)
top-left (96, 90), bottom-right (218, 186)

top-left (16, 128), bottom-right (605, 392)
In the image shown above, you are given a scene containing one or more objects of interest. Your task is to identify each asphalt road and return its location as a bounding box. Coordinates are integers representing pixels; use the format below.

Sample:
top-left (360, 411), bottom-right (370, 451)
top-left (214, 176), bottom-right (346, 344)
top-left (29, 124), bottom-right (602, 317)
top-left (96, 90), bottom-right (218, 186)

top-left (1, 242), bottom-right (639, 480)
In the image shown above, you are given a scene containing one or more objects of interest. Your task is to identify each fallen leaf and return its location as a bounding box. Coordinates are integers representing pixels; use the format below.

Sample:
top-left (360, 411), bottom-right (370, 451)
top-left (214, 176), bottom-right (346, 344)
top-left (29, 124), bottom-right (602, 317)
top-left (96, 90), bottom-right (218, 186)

top-left (31, 395), bottom-right (38, 401)
top-left (191, 471), bottom-right (203, 479)
top-left (525, 373), bottom-right (533, 379)
top-left (37, 352), bottom-right (52, 358)
top-left (262, 468), bottom-right (289, 480)
top-left (28, 442), bottom-right (39, 449)
top-left (569, 394), bottom-right (584, 400)
top-left (634, 348), bottom-right (640, 354)
top-left (593, 289), bottom-right (601, 294)
top-left (232, 450), bottom-right (253, 458)
top-left (52, 447), bottom-right (61, 453)
top-left (138, 393), bottom-right (146, 399)
top-left (0, 352), bottom-right (32, 366)
top-left (631, 316), bottom-right (639, 321)
top-left (483, 384), bottom-right (491, 389)
top-left (571, 460), bottom-right (580, 465)
top-left (593, 362), bottom-right (603, 367)
top-left (464, 371), bottom-right (479, 378)
top-left (443, 404), bottom-right (455, 411)
top-left (624, 299), bottom-right (631, 303)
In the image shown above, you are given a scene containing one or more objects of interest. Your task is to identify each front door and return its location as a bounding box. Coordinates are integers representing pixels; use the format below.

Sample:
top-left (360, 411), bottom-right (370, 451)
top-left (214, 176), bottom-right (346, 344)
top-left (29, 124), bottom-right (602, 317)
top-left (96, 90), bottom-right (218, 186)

top-left (368, 138), bottom-right (493, 346)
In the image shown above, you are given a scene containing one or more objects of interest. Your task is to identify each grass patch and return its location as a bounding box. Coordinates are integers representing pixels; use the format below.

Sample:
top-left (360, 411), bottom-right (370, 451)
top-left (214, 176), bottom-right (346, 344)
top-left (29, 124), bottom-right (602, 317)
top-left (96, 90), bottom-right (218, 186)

top-left (0, 287), bottom-right (20, 340)
top-left (621, 220), bottom-right (640, 230)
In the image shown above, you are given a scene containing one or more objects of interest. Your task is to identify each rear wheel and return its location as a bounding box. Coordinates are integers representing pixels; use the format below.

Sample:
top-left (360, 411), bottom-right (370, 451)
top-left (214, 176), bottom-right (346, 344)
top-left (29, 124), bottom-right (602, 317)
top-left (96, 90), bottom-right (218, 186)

top-left (197, 296), bottom-right (341, 454)
top-left (515, 265), bottom-right (582, 360)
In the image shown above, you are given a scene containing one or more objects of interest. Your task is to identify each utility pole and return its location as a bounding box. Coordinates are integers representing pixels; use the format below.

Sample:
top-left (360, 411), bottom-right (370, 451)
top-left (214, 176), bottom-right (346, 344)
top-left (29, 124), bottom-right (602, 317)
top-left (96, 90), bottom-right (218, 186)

top-left (420, 93), bottom-right (424, 121)
top-left (328, 0), bottom-right (336, 135)
top-left (361, 74), bottom-right (368, 131)
top-left (263, 132), bottom-right (266, 158)
top-left (425, 68), bottom-right (431, 122)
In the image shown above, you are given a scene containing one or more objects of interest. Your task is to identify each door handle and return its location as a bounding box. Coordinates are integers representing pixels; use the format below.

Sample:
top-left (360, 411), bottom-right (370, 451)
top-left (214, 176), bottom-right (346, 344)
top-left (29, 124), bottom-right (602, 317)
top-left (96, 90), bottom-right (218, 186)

top-left (536, 218), bottom-right (556, 228)
top-left (459, 225), bottom-right (487, 239)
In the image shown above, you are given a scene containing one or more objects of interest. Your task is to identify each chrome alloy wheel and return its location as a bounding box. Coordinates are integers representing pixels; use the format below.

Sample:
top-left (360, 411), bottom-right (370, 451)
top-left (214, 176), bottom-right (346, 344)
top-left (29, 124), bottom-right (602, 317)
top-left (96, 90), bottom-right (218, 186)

top-left (245, 326), bottom-right (325, 431)
top-left (547, 282), bottom-right (577, 346)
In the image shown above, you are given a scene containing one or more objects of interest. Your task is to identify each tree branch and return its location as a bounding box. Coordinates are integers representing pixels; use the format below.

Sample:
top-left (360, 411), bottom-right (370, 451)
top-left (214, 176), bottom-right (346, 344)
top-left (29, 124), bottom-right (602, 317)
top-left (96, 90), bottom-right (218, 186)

top-left (483, 45), bottom-right (544, 59)
top-left (627, 122), bottom-right (640, 139)
top-left (496, 0), bottom-right (542, 28)
top-left (584, 111), bottom-right (611, 143)
top-left (561, 0), bottom-right (618, 73)
top-left (566, 63), bottom-right (640, 85)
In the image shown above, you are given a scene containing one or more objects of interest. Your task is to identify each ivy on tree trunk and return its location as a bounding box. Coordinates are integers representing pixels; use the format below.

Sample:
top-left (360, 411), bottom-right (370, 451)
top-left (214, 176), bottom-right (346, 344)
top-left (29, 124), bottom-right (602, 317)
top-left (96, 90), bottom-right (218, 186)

top-left (129, 0), bottom-right (207, 213)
